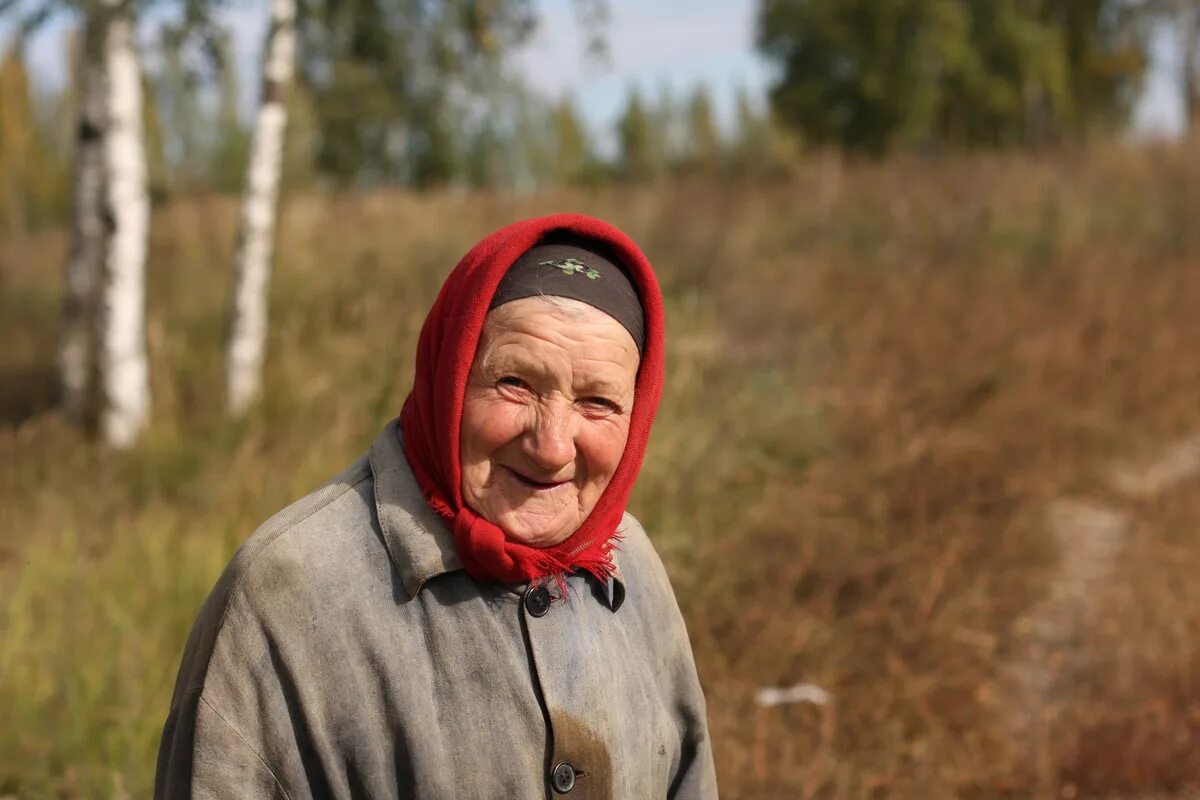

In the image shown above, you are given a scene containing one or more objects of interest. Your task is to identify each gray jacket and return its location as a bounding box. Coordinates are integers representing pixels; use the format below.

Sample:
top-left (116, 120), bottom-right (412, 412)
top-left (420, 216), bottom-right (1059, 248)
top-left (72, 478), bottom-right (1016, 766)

top-left (155, 421), bottom-right (718, 799)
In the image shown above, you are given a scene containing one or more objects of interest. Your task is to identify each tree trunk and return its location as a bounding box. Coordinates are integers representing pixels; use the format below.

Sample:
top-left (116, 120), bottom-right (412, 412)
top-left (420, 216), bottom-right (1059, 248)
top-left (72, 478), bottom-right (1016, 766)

top-left (226, 0), bottom-right (296, 415)
top-left (58, 12), bottom-right (108, 422)
top-left (98, 0), bottom-right (151, 447)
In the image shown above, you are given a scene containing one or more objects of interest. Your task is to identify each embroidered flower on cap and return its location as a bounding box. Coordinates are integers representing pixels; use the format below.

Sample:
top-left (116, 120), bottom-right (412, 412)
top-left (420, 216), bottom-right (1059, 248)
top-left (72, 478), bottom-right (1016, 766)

top-left (540, 257), bottom-right (601, 280)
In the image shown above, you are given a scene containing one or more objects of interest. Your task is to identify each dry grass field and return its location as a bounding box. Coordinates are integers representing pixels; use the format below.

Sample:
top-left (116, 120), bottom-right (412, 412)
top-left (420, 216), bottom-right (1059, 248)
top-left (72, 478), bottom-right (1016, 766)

top-left (2, 141), bottom-right (1200, 798)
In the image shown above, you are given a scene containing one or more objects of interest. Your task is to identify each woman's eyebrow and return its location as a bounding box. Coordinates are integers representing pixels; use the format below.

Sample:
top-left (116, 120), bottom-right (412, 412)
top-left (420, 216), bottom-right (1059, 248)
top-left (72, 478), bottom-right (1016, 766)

top-left (575, 376), bottom-right (632, 398)
top-left (481, 350), bottom-right (547, 379)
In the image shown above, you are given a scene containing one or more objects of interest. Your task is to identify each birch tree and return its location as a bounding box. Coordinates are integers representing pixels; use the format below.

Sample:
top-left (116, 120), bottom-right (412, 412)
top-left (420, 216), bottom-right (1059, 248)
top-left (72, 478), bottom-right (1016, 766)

top-left (225, 0), bottom-right (295, 415)
top-left (4, 0), bottom-right (150, 443)
top-left (58, 12), bottom-right (107, 422)
top-left (97, 0), bottom-right (151, 447)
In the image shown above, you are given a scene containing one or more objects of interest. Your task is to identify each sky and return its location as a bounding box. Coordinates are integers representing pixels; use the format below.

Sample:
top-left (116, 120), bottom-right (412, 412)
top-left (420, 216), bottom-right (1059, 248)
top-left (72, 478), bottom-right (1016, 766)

top-left (5, 0), bottom-right (1187, 141)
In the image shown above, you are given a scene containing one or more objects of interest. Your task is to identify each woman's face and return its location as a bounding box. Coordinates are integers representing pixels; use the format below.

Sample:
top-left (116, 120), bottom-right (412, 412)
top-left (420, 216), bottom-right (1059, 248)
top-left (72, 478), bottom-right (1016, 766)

top-left (460, 297), bottom-right (640, 548)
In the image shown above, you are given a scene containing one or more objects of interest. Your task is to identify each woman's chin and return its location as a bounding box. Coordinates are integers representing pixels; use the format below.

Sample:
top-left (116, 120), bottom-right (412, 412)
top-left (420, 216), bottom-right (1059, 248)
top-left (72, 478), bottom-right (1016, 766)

top-left (496, 511), bottom-right (579, 548)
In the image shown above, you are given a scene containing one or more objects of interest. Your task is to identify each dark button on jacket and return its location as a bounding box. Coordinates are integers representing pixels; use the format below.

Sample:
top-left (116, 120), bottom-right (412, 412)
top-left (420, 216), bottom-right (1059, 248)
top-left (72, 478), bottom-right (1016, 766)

top-left (525, 584), bottom-right (552, 618)
top-left (154, 421), bottom-right (718, 798)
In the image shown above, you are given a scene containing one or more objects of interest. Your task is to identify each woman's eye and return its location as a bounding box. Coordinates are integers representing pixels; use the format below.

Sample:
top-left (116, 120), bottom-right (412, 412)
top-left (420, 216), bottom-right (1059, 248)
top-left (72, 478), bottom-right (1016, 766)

top-left (580, 397), bottom-right (619, 413)
top-left (497, 376), bottom-right (529, 391)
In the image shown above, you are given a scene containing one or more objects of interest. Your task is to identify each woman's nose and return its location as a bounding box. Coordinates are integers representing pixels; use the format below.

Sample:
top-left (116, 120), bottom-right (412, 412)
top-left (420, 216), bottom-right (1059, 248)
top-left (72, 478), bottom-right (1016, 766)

top-left (522, 405), bottom-right (576, 473)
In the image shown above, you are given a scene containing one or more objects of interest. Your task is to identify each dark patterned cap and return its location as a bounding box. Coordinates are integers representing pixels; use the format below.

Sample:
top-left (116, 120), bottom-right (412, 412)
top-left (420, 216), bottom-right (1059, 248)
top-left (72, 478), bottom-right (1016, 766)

top-left (488, 233), bottom-right (646, 354)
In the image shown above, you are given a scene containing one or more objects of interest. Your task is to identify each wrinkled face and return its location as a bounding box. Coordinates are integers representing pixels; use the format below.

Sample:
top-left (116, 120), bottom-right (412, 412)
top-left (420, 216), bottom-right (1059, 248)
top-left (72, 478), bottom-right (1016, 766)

top-left (460, 297), bottom-right (640, 548)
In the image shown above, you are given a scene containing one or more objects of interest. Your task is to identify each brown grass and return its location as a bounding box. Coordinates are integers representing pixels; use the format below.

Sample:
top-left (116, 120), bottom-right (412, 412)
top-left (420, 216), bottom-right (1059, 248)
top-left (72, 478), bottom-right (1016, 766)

top-left (2, 140), bottom-right (1200, 798)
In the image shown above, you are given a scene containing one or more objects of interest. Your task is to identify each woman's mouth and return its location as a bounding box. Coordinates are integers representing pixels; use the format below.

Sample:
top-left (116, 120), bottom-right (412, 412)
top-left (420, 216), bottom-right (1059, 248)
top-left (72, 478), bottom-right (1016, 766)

top-left (503, 466), bottom-right (571, 491)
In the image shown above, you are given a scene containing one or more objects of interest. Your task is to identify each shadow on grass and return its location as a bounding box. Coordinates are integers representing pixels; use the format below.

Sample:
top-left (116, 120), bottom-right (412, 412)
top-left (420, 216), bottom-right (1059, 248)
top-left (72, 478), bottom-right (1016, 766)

top-left (0, 363), bottom-right (58, 426)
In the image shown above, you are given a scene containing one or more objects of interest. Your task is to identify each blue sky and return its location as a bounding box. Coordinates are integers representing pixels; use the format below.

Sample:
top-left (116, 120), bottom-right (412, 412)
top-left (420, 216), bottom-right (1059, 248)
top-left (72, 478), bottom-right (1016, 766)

top-left (511, 0), bottom-right (772, 133)
top-left (7, 0), bottom-right (1187, 140)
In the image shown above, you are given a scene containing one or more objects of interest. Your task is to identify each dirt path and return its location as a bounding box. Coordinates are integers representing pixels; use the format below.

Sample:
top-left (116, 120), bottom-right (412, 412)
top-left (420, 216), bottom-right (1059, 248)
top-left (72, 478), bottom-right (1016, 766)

top-left (1004, 432), bottom-right (1200, 794)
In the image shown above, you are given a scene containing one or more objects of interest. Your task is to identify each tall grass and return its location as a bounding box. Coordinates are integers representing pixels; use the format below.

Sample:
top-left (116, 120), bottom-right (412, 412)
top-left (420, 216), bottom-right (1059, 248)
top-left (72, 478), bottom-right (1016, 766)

top-left (2, 140), bottom-right (1200, 797)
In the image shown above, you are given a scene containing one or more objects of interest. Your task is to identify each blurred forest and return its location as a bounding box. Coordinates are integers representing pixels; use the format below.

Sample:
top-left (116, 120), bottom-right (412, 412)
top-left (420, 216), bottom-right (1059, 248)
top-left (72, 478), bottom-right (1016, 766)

top-left (0, 0), bottom-right (1193, 231)
top-left (0, 2), bottom-right (801, 232)
top-left (3, 0), bottom-right (1200, 798)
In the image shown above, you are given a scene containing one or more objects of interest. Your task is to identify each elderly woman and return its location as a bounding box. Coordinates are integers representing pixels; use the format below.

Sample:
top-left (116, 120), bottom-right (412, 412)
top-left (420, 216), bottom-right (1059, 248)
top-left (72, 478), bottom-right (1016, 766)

top-left (155, 215), bottom-right (717, 798)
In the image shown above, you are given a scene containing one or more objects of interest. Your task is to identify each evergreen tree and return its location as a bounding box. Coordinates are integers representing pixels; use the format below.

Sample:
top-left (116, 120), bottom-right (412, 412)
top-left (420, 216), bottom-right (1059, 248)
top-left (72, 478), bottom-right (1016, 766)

top-left (0, 43), bottom-right (68, 233)
top-left (758, 0), bottom-right (961, 153)
top-left (464, 119), bottom-right (505, 188)
top-left (728, 86), bottom-right (768, 175)
top-left (683, 85), bottom-right (721, 173)
top-left (407, 92), bottom-right (461, 189)
top-left (616, 86), bottom-right (663, 180)
top-left (653, 83), bottom-right (684, 170)
top-left (0, 45), bottom-right (40, 236)
top-left (281, 79), bottom-right (319, 190)
top-left (508, 88), bottom-right (557, 191)
top-left (550, 97), bottom-right (589, 185)
top-left (208, 30), bottom-right (249, 193)
top-left (757, 0), bottom-right (1148, 152)
top-left (141, 71), bottom-right (169, 199)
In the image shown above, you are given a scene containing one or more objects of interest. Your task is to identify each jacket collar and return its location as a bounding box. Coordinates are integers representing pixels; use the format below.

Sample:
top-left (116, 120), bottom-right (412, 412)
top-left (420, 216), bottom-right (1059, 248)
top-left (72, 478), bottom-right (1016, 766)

top-left (370, 420), bottom-right (463, 597)
top-left (369, 419), bottom-right (627, 607)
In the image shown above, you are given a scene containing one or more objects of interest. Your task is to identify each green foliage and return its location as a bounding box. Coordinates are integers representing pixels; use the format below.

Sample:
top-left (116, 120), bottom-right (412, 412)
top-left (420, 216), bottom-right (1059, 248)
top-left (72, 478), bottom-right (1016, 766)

top-left (206, 30), bottom-right (250, 194)
top-left (616, 86), bottom-right (665, 180)
top-left (296, 0), bottom-right (535, 187)
top-left (549, 97), bottom-right (594, 185)
top-left (683, 85), bottom-right (721, 172)
top-left (0, 44), bottom-right (68, 234)
top-left (142, 73), bottom-right (171, 201)
top-left (141, 8), bottom-right (250, 195)
top-left (281, 81), bottom-right (321, 191)
top-left (725, 86), bottom-right (802, 180)
top-left (758, 0), bottom-right (1148, 152)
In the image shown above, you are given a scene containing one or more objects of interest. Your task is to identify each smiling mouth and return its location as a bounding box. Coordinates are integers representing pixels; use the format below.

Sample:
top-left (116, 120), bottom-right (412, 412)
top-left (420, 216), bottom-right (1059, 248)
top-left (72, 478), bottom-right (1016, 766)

top-left (504, 466), bottom-right (571, 491)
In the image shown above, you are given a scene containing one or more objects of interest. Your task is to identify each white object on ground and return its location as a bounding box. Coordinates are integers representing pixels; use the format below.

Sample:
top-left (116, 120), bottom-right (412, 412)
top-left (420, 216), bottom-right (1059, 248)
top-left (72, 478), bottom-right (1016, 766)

top-left (755, 683), bottom-right (832, 708)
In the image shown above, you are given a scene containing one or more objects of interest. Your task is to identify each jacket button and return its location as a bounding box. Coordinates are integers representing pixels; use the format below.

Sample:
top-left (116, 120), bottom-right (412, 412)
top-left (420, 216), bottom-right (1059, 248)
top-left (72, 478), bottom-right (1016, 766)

top-left (524, 585), bottom-right (551, 618)
top-left (551, 761), bottom-right (576, 793)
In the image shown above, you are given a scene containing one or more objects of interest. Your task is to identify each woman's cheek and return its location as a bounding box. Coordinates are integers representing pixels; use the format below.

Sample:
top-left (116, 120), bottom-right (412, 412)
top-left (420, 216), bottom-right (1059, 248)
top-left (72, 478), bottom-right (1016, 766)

top-left (467, 393), bottom-right (526, 450)
top-left (581, 417), bottom-right (631, 478)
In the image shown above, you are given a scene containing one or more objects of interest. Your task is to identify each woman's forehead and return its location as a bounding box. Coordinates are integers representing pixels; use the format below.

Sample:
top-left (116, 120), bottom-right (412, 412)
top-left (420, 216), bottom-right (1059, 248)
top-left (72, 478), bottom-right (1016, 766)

top-left (476, 301), bottom-right (639, 385)
top-left (482, 298), bottom-right (638, 352)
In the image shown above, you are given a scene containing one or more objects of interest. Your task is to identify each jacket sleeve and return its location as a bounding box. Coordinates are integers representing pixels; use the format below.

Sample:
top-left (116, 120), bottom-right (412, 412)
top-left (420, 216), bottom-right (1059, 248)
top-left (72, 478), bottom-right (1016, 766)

top-left (665, 599), bottom-right (719, 799)
top-left (153, 552), bottom-right (301, 800)
top-left (620, 513), bottom-right (719, 798)
top-left (156, 690), bottom-right (289, 800)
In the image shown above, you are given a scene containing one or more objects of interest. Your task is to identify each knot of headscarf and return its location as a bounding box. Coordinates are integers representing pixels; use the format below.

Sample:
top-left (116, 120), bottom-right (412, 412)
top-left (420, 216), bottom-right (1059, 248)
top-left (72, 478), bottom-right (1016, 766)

top-left (399, 214), bottom-right (665, 586)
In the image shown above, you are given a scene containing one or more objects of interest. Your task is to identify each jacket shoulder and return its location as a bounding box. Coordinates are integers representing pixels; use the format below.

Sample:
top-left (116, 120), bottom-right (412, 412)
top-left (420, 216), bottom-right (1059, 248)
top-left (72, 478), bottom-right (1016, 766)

top-left (616, 511), bottom-right (677, 597)
top-left (227, 454), bottom-right (377, 591)
top-left (167, 455), bottom-right (375, 701)
top-left (617, 511), bottom-right (661, 561)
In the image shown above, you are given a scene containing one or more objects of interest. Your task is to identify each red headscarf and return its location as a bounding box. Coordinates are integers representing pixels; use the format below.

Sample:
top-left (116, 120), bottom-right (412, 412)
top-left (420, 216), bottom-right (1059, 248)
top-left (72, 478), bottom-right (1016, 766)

top-left (399, 214), bottom-right (665, 585)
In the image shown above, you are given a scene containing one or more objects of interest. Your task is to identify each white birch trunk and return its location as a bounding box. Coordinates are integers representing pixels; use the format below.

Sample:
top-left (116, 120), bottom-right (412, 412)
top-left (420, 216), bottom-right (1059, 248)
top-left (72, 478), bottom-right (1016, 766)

top-left (98, 0), bottom-right (151, 447)
top-left (58, 13), bottom-right (108, 421)
top-left (226, 0), bottom-right (296, 415)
